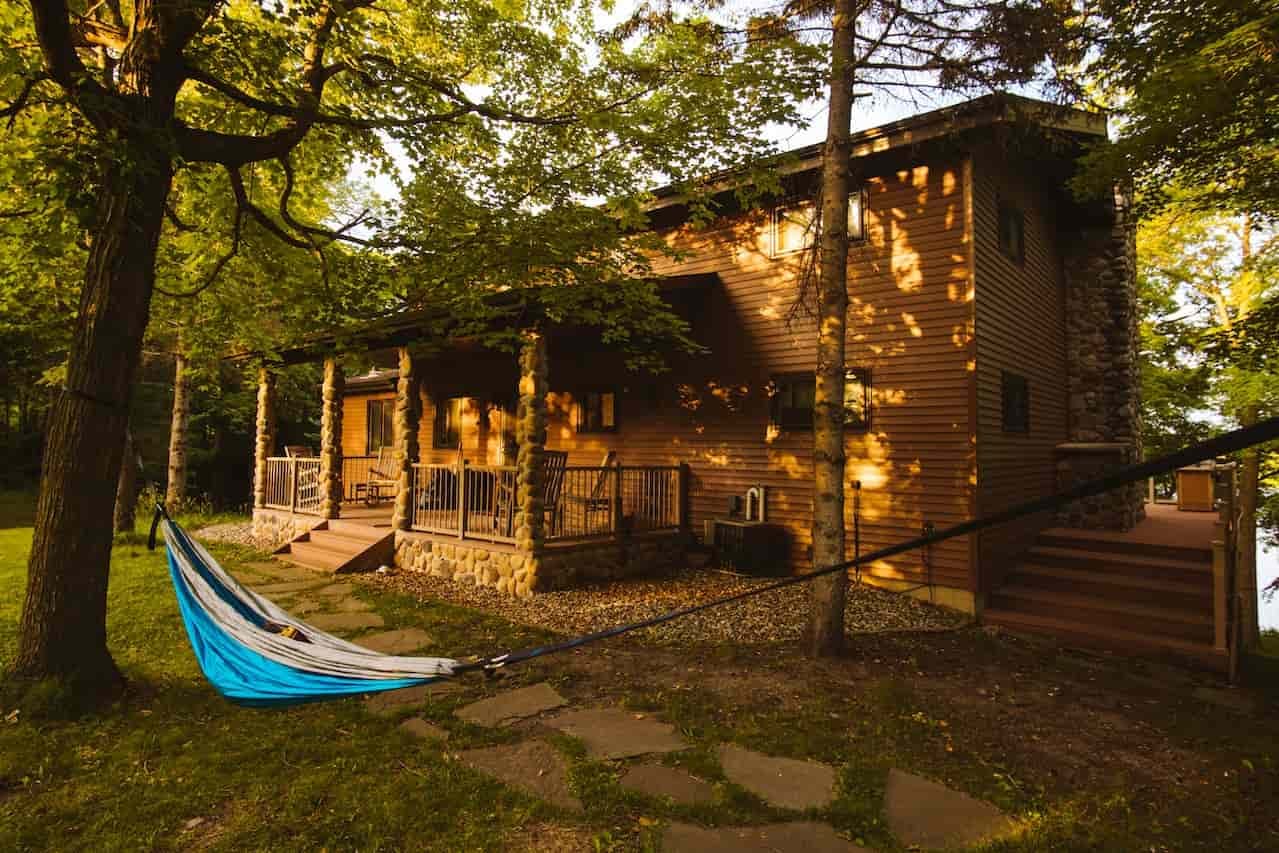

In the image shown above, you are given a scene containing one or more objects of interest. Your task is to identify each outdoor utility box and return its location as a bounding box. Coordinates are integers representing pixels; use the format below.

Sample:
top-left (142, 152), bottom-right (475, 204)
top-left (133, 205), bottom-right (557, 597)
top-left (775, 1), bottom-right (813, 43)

top-left (1176, 463), bottom-right (1216, 512)
top-left (705, 519), bottom-right (790, 577)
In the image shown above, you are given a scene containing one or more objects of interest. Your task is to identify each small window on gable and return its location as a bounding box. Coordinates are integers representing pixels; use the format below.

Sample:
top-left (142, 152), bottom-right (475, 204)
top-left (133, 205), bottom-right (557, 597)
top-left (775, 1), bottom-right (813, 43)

top-left (433, 397), bottom-right (465, 449)
top-left (1001, 371), bottom-right (1030, 433)
top-left (772, 190), bottom-right (866, 257)
top-left (770, 372), bottom-right (816, 431)
top-left (998, 199), bottom-right (1025, 265)
top-left (575, 391), bottom-right (617, 433)
top-left (366, 398), bottom-right (394, 454)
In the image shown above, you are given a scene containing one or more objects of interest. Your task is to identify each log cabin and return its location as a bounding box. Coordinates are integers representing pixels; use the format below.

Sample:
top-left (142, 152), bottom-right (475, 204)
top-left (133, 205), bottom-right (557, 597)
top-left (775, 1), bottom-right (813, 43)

top-left (247, 93), bottom-right (1233, 670)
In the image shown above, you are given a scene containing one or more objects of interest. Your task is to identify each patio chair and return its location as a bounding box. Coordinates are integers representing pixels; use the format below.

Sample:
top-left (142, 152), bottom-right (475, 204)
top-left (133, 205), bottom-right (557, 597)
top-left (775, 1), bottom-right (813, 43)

top-left (365, 446), bottom-right (398, 506)
top-left (563, 451), bottom-right (616, 534)
top-left (494, 449), bottom-right (569, 537)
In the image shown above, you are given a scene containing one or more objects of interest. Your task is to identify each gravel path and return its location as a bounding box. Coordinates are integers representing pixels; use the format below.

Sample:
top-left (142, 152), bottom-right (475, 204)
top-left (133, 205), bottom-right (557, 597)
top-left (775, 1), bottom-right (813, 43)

top-left (367, 568), bottom-right (968, 646)
top-left (193, 521), bottom-right (256, 548)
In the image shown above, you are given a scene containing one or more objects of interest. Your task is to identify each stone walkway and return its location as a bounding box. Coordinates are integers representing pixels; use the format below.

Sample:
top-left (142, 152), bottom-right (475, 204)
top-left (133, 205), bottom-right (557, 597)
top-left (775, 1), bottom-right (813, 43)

top-left (232, 557), bottom-right (1015, 852)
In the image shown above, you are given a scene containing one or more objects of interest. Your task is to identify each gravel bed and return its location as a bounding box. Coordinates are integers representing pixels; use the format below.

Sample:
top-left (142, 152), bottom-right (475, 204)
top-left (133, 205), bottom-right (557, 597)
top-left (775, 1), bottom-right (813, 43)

top-left (366, 568), bottom-right (969, 646)
top-left (192, 521), bottom-right (257, 548)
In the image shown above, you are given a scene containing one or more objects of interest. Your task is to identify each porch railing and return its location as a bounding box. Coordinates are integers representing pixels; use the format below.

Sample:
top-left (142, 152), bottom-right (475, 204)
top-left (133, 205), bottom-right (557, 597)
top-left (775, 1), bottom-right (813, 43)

top-left (410, 462), bottom-right (518, 544)
top-left (262, 456), bottom-right (325, 515)
top-left (340, 455), bottom-right (377, 501)
top-left (406, 461), bottom-right (687, 545)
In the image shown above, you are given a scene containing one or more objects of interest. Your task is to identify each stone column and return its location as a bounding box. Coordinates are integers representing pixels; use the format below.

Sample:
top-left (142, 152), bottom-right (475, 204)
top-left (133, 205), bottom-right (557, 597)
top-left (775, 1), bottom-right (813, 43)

top-left (319, 357), bottom-right (344, 519)
top-left (1059, 189), bottom-right (1144, 530)
top-left (511, 331), bottom-right (548, 597)
top-left (391, 347), bottom-right (421, 531)
top-left (252, 368), bottom-right (276, 509)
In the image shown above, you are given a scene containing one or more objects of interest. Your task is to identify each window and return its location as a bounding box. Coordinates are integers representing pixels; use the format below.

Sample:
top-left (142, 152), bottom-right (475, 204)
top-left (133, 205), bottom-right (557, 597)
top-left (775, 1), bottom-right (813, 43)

top-left (365, 398), bottom-right (394, 454)
top-left (575, 391), bottom-right (617, 433)
top-left (1001, 371), bottom-right (1030, 433)
top-left (433, 397), bottom-right (465, 449)
top-left (770, 369), bottom-right (871, 432)
top-left (772, 189), bottom-right (866, 256)
top-left (998, 199), bottom-right (1025, 265)
top-left (843, 367), bottom-right (871, 430)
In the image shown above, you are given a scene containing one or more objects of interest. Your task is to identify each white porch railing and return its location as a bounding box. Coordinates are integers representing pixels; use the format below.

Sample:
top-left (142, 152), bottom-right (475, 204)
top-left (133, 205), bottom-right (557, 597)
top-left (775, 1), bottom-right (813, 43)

top-left (262, 457), bottom-right (325, 515)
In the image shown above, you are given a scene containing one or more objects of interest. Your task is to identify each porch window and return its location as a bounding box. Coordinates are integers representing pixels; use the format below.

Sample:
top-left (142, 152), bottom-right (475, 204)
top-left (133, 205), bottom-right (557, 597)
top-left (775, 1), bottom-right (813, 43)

top-left (433, 397), bottom-right (465, 449)
top-left (575, 391), bottom-right (617, 433)
top-left (998, 199), bottom-right (1025, 265)
top-left (365, 398), bottom-right (394, 454)
top-left (771, 369), bottom-right (871, 432)
top-left (1001, 371), bottom-right (1030, 433)
top-left (772, 189), bottom-right (866, 257)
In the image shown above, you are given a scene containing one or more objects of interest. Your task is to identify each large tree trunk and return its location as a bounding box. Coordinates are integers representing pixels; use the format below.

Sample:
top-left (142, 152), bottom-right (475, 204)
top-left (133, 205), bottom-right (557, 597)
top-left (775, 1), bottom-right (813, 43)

top-left (165, 340), bottom-right (190, 515)
top-left (807, 0), bottom-right (855, 658)
top-left (1236, 404), bottom-right (1261, 651)
top-left (114, 423), bottom-right (138, 535)
top-left (12, 143), bottom-right (173, 698)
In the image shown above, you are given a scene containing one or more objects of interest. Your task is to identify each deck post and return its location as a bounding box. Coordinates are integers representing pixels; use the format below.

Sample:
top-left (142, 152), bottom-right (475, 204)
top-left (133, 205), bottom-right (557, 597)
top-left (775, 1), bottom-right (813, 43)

top-left (512, 331), bottom-right (548, 596)
top-left (612, 465), bottom-right (623, 541)
top-left (252, 368), bottom-right (276, 509)
top-left (678, 462), bottom-right (690, 532)
top-left (391, 347), bottom-right (421, 531)
top-left (458, 459), bottom-right (468, 539)
top-left (319, 358), bottom-right (344, 519)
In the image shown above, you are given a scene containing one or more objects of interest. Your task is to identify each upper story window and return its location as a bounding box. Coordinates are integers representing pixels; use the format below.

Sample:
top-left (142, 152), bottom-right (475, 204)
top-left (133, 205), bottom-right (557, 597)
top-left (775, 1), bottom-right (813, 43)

top-left (366, 398), bottom-right (394, 454)
top-left (772, 189), bottom-right (866, 257)
top-left (770, 368), bottom-right (872, 432)
top-left (575, 391), bottom-right (617, 433)
top-left (433, 397), bottom-right (465, 449)
top-left (1001, 371), bottom-right (1030, 433)
top-left (998, 199), bottom-right (1025, 265)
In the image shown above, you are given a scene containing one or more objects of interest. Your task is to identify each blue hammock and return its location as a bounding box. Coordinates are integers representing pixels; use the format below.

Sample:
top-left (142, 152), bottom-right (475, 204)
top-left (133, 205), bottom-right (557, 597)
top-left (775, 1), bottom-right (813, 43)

top-left (158, 517), bottom-right (457, 707)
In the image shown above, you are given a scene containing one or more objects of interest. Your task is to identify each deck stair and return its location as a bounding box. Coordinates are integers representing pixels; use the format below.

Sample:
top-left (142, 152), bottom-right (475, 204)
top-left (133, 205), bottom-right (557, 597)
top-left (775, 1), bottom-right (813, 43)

top-left (984, 526), bottom-right (1226, 670)
top-left (276, 518), bottom-right (395, 573)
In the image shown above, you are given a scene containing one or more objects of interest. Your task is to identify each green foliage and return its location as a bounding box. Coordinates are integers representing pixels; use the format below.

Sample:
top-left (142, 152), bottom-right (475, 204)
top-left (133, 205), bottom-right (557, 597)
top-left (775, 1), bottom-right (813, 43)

top-left (1075, 1), bottom-right (1279, 222)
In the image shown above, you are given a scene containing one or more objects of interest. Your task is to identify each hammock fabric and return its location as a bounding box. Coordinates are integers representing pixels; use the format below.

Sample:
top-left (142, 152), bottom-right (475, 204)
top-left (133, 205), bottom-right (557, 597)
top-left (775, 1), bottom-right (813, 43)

top-left (159, 517), bottom-right (457, 707)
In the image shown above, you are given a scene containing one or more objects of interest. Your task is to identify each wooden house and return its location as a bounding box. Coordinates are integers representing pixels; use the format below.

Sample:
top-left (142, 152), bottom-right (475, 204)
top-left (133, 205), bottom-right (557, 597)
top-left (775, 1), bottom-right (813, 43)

top-left (247, 94), bottom-right (1232, 669)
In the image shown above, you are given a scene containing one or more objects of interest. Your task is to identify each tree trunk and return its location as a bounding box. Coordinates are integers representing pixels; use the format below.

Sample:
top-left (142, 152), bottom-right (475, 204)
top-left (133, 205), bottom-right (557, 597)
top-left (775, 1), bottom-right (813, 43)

top-left (12, 142), bottom-right (173, 698)
top-left (1236, 404), bottom-right (1261, 650)
top-left (807, 0), bottom-right (855, 658)
top-left (114, 423), bottom-right (138, 535)
top-left (165, 341), bottom-right (190, 515)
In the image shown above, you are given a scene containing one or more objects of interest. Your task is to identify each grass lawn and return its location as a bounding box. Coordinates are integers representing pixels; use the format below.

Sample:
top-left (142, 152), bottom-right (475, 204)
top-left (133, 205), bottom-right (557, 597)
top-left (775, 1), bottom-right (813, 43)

top-left (2, 491), bottom-right (1278, 851)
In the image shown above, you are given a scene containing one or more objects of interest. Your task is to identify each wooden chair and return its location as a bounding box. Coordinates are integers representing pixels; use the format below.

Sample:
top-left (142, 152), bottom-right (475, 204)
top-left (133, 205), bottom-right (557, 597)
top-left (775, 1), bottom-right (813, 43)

top-left (365, 446), bottom-right (398, 506)
top-left (564, 451), bottom-right (616, 534)
top-left (284, 445), bottom-right (314, 458)
top-left (494, 449), bottom-right (569, 537)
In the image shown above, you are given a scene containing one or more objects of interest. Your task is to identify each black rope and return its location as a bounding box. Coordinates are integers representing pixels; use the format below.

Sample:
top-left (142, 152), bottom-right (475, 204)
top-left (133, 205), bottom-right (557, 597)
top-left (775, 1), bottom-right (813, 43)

top-left (452, 415), bottom-right (1279, 675)
top-left (62, 385), bottom-right (127, 412)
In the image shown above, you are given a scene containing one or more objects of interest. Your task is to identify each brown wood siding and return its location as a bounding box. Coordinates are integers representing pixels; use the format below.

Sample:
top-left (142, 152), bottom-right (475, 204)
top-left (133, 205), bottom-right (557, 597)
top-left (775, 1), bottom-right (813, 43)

top-left (972, 147), bottom-right (1069, 593)
top-left (340, 160), bottom-right (975, 591)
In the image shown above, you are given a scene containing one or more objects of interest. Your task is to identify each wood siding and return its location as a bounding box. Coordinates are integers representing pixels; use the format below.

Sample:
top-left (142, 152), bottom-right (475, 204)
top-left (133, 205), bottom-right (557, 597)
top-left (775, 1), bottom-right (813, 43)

top-left (340, 159), bottom-right (977, 591)
top-left (971, 147), bottom-right (1069, 593)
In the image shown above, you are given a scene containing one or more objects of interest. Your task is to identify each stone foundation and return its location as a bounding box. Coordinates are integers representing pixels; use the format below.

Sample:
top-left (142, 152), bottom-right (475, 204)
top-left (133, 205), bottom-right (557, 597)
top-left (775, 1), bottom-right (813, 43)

top-left (393, 530), bottom-right (690, 597)
top-left (1054, 443), bottom-right (1143, 531)
top-left (252, 507), bottom-right (324, 551)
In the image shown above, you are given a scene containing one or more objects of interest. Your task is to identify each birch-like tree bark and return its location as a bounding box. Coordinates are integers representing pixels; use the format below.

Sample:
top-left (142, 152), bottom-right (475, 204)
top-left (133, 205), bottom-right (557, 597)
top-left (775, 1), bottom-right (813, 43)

top-left (165, 340), bottom-right (190, 515)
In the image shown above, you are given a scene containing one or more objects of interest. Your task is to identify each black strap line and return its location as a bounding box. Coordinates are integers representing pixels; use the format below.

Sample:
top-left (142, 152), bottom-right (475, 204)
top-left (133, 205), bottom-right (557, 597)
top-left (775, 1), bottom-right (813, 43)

top-left (148, 503), bottom-right (171, 552)
top-left (452, 415), bottom-right (1279, 675)
top-left (62, 385), bottom-right (127, 412)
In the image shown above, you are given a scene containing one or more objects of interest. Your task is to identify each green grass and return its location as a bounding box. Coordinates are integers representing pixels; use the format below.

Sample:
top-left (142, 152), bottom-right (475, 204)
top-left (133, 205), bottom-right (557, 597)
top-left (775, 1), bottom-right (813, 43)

top-left (2, 491), bottom-right (1278, 851)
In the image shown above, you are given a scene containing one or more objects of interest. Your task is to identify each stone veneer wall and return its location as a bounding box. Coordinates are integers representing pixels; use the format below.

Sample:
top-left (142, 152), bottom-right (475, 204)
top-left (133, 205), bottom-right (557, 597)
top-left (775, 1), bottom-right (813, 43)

top-left (1058, 192), bottom-right (1145, 530)
top-left (252, 507), bottom-right (325, 552)
top-left (394, 530), bottom-right (690, 596)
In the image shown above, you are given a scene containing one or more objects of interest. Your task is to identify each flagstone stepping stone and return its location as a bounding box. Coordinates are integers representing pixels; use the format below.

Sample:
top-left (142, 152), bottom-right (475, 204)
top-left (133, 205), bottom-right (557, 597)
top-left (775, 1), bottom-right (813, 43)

top-left (398, 717), bottom-right (450, 741)
top-left (661, 821), bottom-right (871, 853)
top-left (547, 708), bottom-right (687, 759)
top-left (287, 598), bottom-right (325, 617)
top-left (364, 682), bottom-right (461, 716)
top-left (356, 628), bottom-right (434, 655)
top-left (620, 764), bottom-right (714, 805)
top-left (718, 745), bottom-right (836, 811)
top-left (455, 682), bottom-right (568, 727)
top-left (883, 769), bottom-right (1015, 849)
top-left (243, 561), bottom-right (319, 581)
top-left (254, 578), bottom-right (331, 595)
top-left (311, 583), bottom-right (358, 598)
top-left (459, 739), bottom-right (582, 812)
top-left (333, 597), bottom-right (374, 613)
top-left (307, 612), bottom-right (386, 633)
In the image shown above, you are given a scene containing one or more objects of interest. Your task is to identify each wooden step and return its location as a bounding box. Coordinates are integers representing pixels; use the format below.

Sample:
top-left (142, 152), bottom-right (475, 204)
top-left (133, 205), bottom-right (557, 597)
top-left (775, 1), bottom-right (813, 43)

top-left (1009, 563), bottom-right (1209, 611)
top-left (1036, 528), bottom-right (1212, 565)
top-left (990, 585), bottom-right (1212, 644)
top-left (325, 518), bottom-right (392, 542)
top-left (280, 521), bottom-right (395, 574)
top-left (282, 541), bottom-right (354, 572)
top-left (305, 528), bottom-right (384, 552)
top-left (983, 608), bottom-right (1227, 672)
top-left (1025, 545), bottom-right (1213, 586)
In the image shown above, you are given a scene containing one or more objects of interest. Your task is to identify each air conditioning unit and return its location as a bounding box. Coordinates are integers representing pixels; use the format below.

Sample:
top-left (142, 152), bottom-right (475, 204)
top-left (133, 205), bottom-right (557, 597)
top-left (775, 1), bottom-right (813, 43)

top-left (705, 519), bottom-right (789, 576)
